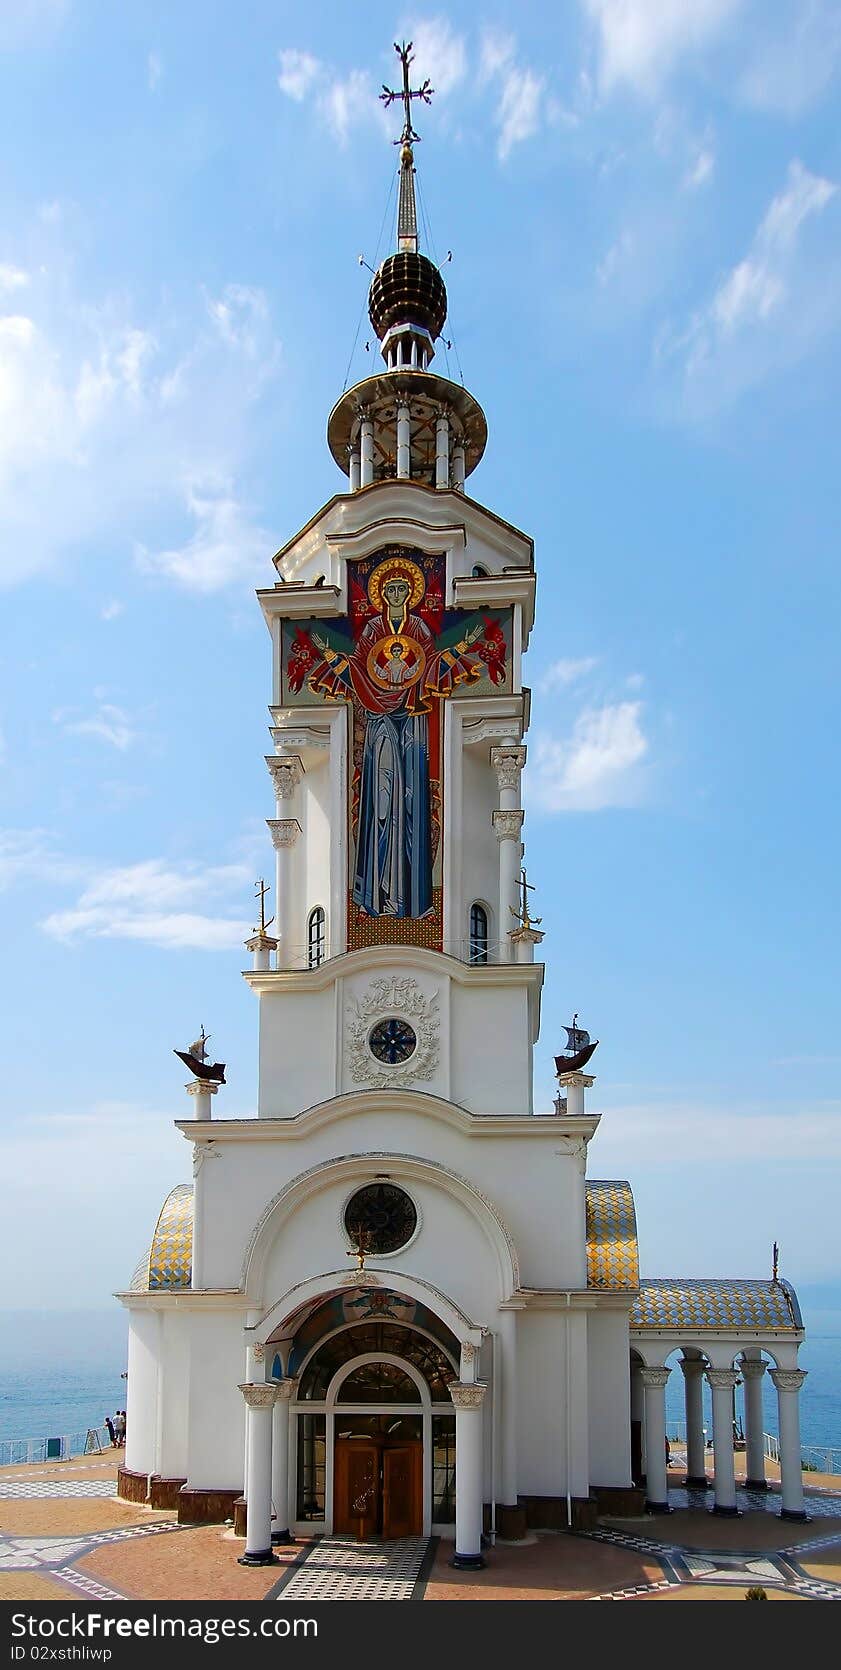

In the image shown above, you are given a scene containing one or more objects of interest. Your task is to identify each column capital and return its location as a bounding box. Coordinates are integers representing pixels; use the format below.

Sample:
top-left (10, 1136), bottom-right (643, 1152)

top-left (705, 1368), bottom-right (740, 1391)
top-left (267, 817), bottom-right (301, 850)
top-left (490, 745), bottom-right (527, 790)
top-left (739, 1359), bottom-right (767, 1382)
top-left (679, 1357), bottom-right (706, 1379)
top-left (639, 1366), bottom-right (671, 1389)
top-left (239, 1382), bottom-right (279, 1410)
top-left (556, 1070), bottom-right (595, 1088)
top-left (769, 1368), bottom-right (807, 1393)
top-left (449, 1381), bottom-right (487, 1411)
top-left (274, 1378), bottom-right (299, 1403)
top-left (492, 809), bottom-right (524, 842)
top-left (265, 755), bottom-right (303, 798)
top-left (185, 1079), bottom-right (218, 1105)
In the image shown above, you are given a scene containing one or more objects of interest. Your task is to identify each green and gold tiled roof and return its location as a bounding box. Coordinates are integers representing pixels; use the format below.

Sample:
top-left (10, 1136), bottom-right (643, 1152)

top-left (130, 1184), bottom-right (193, 1291)
top-left (585, 1180), bottom-right (639, 1290)
top-left (631, 1279), bottom-right (802, 1331)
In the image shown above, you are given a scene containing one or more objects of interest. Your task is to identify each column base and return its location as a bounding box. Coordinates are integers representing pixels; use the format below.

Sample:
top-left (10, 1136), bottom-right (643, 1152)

top-left (742, 1478), bottom-right (769, 1491)
top-left (780, 1508), bottom-right (809, 1522)
top-left (271, 1528), bottom-right (294, 1545)
top-left (644, 1500), bottom-right (672, 1515)
top-left (711, 1503), bottom-right (741, 1517)
top-left (238, 1548), bottom-right (276, 1566)
top-left (682, 1476), bottom-right (710, 1490)
top-left (450, 1552), bottom-right (486, 1571)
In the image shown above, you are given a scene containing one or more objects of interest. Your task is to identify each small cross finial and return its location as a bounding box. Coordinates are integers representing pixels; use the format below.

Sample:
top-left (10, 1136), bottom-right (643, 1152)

top-left (510, 866), bottom-right (542, 930)
top-left (254, 877), bottom-right (274, 935)
top-left (380, 40), bottom-right (434, 145)
top-left (347, 1226), bottom-right (372, 1271)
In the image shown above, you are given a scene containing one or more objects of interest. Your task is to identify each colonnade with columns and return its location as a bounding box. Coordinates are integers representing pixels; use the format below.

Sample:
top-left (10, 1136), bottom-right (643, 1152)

top-left (633, 1352), bottom-right (808, 1521)
top-left (348, 400), bottom-right (467, 493)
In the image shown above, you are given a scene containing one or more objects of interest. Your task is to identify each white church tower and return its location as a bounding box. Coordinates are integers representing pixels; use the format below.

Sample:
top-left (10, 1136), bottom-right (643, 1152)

top-left (118, 46), bottom-right (809, 1563)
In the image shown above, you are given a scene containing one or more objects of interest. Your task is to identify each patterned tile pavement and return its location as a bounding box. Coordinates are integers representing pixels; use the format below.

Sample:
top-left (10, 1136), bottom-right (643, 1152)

top-left (271, 1536), bottom-right (430, 1601)
top-left (0, 1480), bottom-right (117, 1500)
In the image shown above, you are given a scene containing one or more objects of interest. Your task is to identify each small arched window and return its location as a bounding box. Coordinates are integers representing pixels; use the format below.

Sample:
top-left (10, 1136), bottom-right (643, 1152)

top-left (469, 903), bottom-right (489, 965)
top-left (307, 906), bottom-right (326, 968)
top-left (471, 563), bottom-right (489, 578)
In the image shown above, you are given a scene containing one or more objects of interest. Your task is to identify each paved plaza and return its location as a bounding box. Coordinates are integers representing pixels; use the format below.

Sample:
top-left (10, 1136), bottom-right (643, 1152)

top-left (2, 1457), bottom-right (841, 1603)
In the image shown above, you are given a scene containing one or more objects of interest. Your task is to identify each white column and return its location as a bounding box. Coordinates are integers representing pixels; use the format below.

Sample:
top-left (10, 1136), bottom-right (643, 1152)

top-left (238, 1384), bottom-right (278, 1565)
top-left (360, 414), bottom-right (374, 486)
top-left (680, 1358), bottom-right (709, 1488)
top-left (349, 446), bottom-right (361, 491)
top-left (396, 401), bottom-right (410, 478)
top-left (770, 1368), bottom-right (808, 1520)
top-left (558, 1071), bottom-right (594, 1118)
top-left (496, 1311), bottom-right (518, 1509)
top-left (740, 1358), bottom-right (768, 1491)
top-left (271, 1380), bottom-right (297, 1543)
top-left (435, 411), bottom-right (450, 488)
top-left (490, 746), bottom-right (526, 965)
top-left (450, 1382), bottom-right (487, 1568)
top-left (706, 1368), bottom-right (740, 1515)
top-left (510, 925), bottom-right (544, 964)
top-left (639, 1367), bottom-right (671, 1512)
top-left (184, 1079), bottom-right (218, 1121)
top-left (451, 439), bottom-right (465, 490)
top-left (267, 818), bottom-right (301, 969)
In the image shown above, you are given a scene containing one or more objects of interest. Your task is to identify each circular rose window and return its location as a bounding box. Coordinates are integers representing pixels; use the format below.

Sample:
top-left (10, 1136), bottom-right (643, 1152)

top-left (368, 1016), bottom-right (417, 1065)
top-left (344, 1183), bottom-right (418, 1255)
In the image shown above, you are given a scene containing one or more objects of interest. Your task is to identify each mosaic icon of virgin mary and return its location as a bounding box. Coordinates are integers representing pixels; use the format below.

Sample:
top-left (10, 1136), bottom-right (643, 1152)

top-left (296, 553), bottom-right (496, 919)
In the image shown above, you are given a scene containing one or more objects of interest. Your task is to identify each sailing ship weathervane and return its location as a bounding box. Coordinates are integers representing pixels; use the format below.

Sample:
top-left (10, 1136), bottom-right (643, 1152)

top-left (174, 1026), bottom-right (226, 1085)
top-left (554, 1014), bottom-right (599, 1076)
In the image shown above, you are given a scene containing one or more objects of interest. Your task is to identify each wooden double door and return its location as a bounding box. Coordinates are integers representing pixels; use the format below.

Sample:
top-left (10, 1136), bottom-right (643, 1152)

top-left (334, 1437), bottom-right (423, 1539)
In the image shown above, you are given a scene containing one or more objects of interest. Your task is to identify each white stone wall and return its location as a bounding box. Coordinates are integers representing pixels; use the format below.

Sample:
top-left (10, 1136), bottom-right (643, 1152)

top-left (587, 1307), bottom-right (634, 1488)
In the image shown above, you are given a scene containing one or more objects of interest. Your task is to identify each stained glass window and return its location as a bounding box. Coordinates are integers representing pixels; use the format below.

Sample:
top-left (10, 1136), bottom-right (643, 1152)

top-left (344, 1183), bottom-right (417, 1255)
top-left (298, 1322), bottom-right (456, 1402)
top-left (368, 1016), bottom-right (417, 1063)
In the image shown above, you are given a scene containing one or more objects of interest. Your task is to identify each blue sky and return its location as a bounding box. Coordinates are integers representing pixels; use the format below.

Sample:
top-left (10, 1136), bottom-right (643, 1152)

top-left (1, 0), bottom-right (840, 1309)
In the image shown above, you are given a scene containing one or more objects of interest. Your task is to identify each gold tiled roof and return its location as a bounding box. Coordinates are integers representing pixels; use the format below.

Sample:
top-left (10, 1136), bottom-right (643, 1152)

top-left (130, 1184), bottom-right (193, 1291)
top-left (631, 1279), bottom-right (802, 1331)
top-left (585, 1180), bottom-right (639, 1290)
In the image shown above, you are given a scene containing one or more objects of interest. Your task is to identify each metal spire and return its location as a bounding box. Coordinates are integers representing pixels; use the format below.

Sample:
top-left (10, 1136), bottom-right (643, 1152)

top-left (380, 40), bottom-right (434, 255)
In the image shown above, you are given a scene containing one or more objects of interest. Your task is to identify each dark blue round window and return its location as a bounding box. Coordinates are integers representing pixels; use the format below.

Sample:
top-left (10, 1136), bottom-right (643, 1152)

top-left (368, 1016), bottom-right (417, 1065)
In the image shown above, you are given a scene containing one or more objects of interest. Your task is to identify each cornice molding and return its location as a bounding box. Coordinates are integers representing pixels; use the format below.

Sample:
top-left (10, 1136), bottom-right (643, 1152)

top-left (176, 1095), bottom-right (601, 1144)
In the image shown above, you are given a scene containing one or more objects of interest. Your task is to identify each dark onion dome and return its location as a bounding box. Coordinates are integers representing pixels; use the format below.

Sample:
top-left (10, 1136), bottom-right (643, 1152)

top-left (368, 251), bottom-right (447, 343)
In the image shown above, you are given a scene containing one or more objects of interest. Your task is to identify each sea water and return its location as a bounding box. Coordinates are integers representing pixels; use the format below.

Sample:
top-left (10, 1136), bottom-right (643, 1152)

top-left (1, 1308), bottom-right (839, 1453)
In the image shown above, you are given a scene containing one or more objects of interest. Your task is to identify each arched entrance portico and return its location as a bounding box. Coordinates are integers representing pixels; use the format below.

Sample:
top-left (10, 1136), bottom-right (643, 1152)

top-left (292, 1319), bottom-right (460, 1538)
top-left (239, 1277), bottom-right (488, 1566)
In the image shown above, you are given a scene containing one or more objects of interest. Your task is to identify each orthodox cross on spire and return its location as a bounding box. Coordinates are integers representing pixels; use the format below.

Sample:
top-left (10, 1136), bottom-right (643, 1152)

top-left (380, 41), bottom-right (434, 254)
top-left (253, 877), bottom-right (274, 936)
top-left (380, 39), bottom-right (433, 146)
top-left (510, 867), bottom-right (542, 930)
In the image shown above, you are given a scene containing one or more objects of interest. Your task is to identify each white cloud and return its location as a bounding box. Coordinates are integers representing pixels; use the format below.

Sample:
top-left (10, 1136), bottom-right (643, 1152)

top-left (0, 264), bottom-right (280, 588)
top-left (683, 146), bottom-right (715, 189)
top-left (100, 599), bottom-right (124, 621)
top-left (479, 28), bottom-right (515, 83)
top-left (528, 700), bottom-right (649, 811)
top-left (404, 19), bottom-right (466, 96)
top-left (41, 857), bottom-right (252, 950)
top-left (740, 0), bottom-right (841, 117)
top-left (136, 481), bottom-right (270, 593)
top-left (147, 51), bottom-right (162, 92)
top-left (583, 0), bottom-right (742, 95)
top-left (0, 829), bottom-right (83, 891)
top-left (0, 264), bottom-right (29, 292)
top-left (206, 283), bottom-right (272, 360)
top-left (53, 701), bottom-right (137, 751)
top-left (596, 230), bottom-right (633, 286)
top-left (497, 67), bottom-right (544, 161)
top-left (320, 68), bottom-right (382, 145)
top-left (667, 159), bottom-right (838, 399)
top-left (277, 48), bottom-right (321, 101)
top-left (540, 657), bottom-right (600, 690)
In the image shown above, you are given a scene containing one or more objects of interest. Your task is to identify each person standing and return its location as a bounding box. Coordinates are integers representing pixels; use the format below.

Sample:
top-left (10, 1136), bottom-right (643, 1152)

top-left (104, 1414), bottom-right (116, 1447)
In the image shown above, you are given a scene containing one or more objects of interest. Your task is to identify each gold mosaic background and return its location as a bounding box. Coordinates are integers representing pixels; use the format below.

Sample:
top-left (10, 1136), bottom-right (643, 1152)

top-left (585, 1180), bottom-right (639, 1291)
